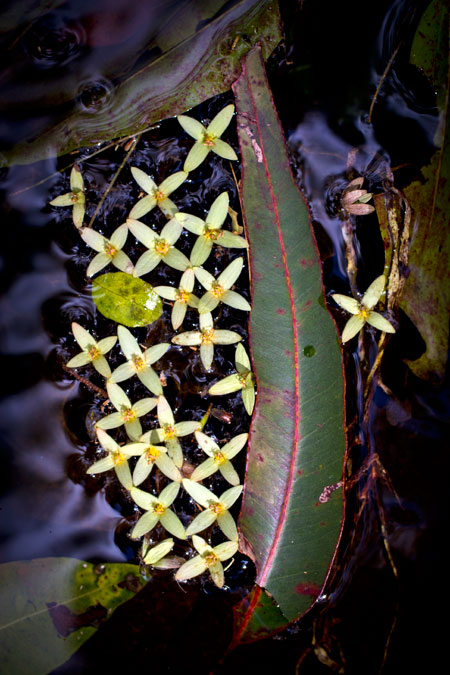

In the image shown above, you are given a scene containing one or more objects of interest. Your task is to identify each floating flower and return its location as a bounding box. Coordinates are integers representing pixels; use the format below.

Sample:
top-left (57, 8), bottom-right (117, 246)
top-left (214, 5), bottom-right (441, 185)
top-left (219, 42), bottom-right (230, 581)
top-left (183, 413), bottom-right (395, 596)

top-left (175, 535), bottom-right (238, 588)
top-left (110, 326), bottom-right (169, 396)
top-left (66, 322), bottom-right (116, 378)
top-left (96, 381), bottom-right (157, 441)
top-left (140, 395), bottom-right (200, 468)
top-left (182, 479), bottom-right (242, 541)
top-left (171, 312), bottom-right (241, 371)
top-left (208, 343), bottom-right (255, 415)
top-left (341, 177), bottom-right (375, 216)
top-left (127, 217), bottom-right (190, 277)
top-left (129, 168), bottom-right (188, 219)
top-left (178, 104), bottom-right (238, 172)
top-left (49, 165), bottom-right (86, 228)
top-left (331, 275), bottom-right (396, 343)
top-left (130, 482), bottom-right (185, 539)
top-left (86, 428), bottom-right (144, 490)
top-left (190, 430), bottom-right (248, 485)
top-left (141, 538), bottom-right (183, 569)
top-left (124, 440), bottom-right (181, 486)
top-left (195, 257), bottom-right (251, 314)
top-left (80, 223), bottom-right (133, 277)
top-left (153, 268), bottom-right (199, 330)
top-left (175, 192), bottom-right (248, 266)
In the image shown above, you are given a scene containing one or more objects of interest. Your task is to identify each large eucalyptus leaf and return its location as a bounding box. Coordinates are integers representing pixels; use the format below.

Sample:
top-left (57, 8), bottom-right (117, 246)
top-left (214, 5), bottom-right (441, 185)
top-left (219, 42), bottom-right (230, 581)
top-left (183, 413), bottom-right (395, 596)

top-left (401, 0), bottom-right (450, 380)
top-left (92, 272), bottom-right (162, 327)
top-left (0, 557), bottom-right (146, 675)
top-left (1, 0), bottom-right (281, 167)
top-left (232, 47), bottom-right (345, 624)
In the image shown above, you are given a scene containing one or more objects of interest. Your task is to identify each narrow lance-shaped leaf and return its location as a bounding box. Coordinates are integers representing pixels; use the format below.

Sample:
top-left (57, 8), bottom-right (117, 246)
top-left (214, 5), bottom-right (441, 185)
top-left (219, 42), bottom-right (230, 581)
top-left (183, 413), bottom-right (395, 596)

top-left (232, 47), bottom-right (345, 627)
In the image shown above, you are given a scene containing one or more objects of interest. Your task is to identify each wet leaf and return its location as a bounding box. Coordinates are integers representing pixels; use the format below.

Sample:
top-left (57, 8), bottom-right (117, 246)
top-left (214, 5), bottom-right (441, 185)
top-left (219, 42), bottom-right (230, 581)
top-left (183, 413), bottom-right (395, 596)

top-left (0, 557), bottom-right (146, 675)
top-left (401, 0), bottom-right (450, 380)
top-left (231, 586), bottom-right (287, 643)
top-left (2, 0), bottom-right (281, 166)
top-left (92, 272), bottom-right (162, 327)
top-left (232, 48), bottom-right (345, 624)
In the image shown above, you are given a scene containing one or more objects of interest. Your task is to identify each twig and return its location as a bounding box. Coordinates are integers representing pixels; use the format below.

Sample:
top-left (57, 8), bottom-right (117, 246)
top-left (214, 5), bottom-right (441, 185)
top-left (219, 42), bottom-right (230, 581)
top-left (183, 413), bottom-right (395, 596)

top-left (87, 134), bottom-right (141, 229)
top-left (368, 42), bottom-right (402, 124)
top-left (61, 363), bottom-right (108, 398)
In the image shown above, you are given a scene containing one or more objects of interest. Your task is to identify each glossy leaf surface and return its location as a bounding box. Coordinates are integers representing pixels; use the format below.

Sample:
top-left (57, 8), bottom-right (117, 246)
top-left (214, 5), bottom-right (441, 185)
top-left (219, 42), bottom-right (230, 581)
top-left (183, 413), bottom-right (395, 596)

top-left (2, 0), bottom-right (281, 166)
top-left (92, 272), bottom-right (162, 327)
top-left (401, 0), bottom-right (450, 380)
top-left (0, 557), bottom-right (145, 675)
top-left (233, 48), bottom-right (345, 623)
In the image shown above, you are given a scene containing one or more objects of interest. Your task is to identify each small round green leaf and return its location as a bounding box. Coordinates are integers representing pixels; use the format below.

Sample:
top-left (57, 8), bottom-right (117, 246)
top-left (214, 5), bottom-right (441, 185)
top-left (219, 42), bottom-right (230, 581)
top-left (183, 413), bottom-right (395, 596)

top-left (92, 272), bottom-right (162, 327)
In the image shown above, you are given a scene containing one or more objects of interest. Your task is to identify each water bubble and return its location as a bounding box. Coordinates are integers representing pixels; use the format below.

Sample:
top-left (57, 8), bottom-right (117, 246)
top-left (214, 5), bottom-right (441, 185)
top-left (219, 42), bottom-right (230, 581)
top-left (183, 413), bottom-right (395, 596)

top-left (76, 78), bottom-right (115, 114)
top-left (23, 17), bottom-right (86, 69)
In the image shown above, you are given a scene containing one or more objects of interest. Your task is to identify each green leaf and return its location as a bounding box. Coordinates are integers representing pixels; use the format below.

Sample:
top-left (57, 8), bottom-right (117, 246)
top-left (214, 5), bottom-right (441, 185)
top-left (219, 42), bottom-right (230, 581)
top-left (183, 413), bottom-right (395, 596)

top-left (231, 586), bottom-right (288, 643)
top-left (0, 557), bottom-right (146, 675)
top-left (232, 48), bottom-right (345, 624)
top-left (1, 0), bottom-right (282, 166)
top-left (92, 272), bottom-right (162, 327)
top-left (400, 0), bottom-right (450, 380)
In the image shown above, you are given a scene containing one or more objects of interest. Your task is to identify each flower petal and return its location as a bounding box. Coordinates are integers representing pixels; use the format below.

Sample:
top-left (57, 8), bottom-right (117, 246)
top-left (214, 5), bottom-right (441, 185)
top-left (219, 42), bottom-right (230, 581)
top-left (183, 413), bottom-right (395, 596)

top-left (137, 366), bottom-right (163, 395)
top-left (115, 461), bottom-right (132, 490)
top-left (193, 266), bottom-right (214, 290)
top-left (200, 342), bottom-right (214, 370)
top-left (175, 554), bottom-right (207, 581)
top-left (159, 171), bottom-right (188, 197)
top-left (172, 331), bottom-right (202, 346)
top-left (220, 485), bottom-right (243, 510)
top-left (214, 540), bottom-right (238, 561)
top-left (175, 212), bottom-right (205, 235)
top-left (194, 430), bottom-right (220, 456)
top-left (235, 343), bottom-right (251, 371)
top-left (163, 247), bottom-right (191, 271)
top-left (192, 535), bottom-right (210, 555)
top-left (155, 453), bottom-right (182, 482)
top-left (96, 428), bottom-right (120, 453)
top-left (132, 397), bottom-right (157, 417)
top-left (72, 202), bottom-right (85, 229)
top-left (198, 291), bottom-right (219, 314)
top-left (96, 412), bottom-right (124, 430)
top-left (110, 361), bottom-right (136, 383)
top-left (207, 191), bottom-right (229, 227)
top-left (160, 480), bottom-right (181, 506)
top-left (184, 142), bottom-right (210, 172)
top-left (131, 486), bottom-right (158, 510)
top-left (362, 275), bottom-right (386, 310)
top-left (87, 456), bottom-right (115, 474)
top-left (182, 478), bottom-right (217, 508)
top-left (199, 312), bottom-right (213, 331)
top-left (219, 460), bottom-right (240, 486)
top-left (209, 561), bottom-right (225, 587)
top-left (366, 311), bottom-right (395, 333)
top-left (144, 343), bottom-right (170, 365)
top-left (208, 373), bottom-right (243, 396)
top-left (131, 512), bottom-right (159, 539)
top-left (212, 139), bottom-right (238, 161)
top-left (217, 230), bottom-right (248, 249)
top-left (157, 396), bottom-right (174, 426)
top-left (111, 250), bottom-right (134, 274)
top-left (222, 433), bottom-right (248, 460)
top-left (66, 352), bottom-right (91, 368)
top-left (96, 336), bottom-right (117, 355)
top-left (165, 438), bottom-right (183, 468)
top-left (127, 219), bottom-right (157, 248)
top-left (174, 421), bottom-right (200, 437)
top-left (130, 167), bottom-right (157, 194)
top-left (331, 294), bottom-right (360, 314)
top-left (185, 510), bottom-right (217, 537)
top-left (86, 252), bottom-right (110, 277)
top-left (117, 326), bottom-right (141, 360)
top-left (341, 315), bottom-right (365, 343)
top-left (132, 453), bottom-right (154, 486)
top-left (211, 330), bottom-right (242, 345)
top-left (92, 355), bottom-right (111, 378)
top-left (110, 223), bottom-right (128, 249)
top-left (177, 115), bottom-right (205, 140)
top-left (218, 257), bottom-right (244, 289)
top-left (190, 236), bottom-right (213, 266)
top-left (217, 510), bottom-right (238, 541)
top-left (134, 250), bottom-right (161, 277)
top-left (160, 218), bottom-right (183, 245)
top-left (72, 322), bottom-right (95, 350)
top-left (171, 302), bottom-right (187, 330)
top-left (81, 227), bottom-right (106, 253)
top-left (143, 538), bottom-right (174, 565)
top-left (207, 104), bottom-right (234, 137)
top-left (190, 457), bottom-right (219, 482)
top-left (242, 385), bottom-right (255, 415)
top-left (129, 195), bottom-right (156, 219)
top-left (159, 510), bottom-right (186, 539)
top-left (125, 418), bottom-right (142, 441)
top-left (107, 381), bottom-right (131, 410)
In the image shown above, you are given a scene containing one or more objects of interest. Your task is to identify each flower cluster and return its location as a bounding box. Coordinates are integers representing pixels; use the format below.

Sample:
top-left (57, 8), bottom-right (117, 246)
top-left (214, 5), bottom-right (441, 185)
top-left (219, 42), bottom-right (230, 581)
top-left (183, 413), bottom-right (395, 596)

top-left (53, 104), bottom-right (254, 587)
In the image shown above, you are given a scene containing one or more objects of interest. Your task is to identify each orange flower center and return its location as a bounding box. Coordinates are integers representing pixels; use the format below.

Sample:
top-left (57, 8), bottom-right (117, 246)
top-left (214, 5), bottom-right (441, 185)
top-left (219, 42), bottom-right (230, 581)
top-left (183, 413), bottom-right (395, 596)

top-left (112, 452), bottom-right (126, 466)
top-left (201, 328), bottom-right (215, 344)
top-left (132, 354), bottom-right (146, 371)
top-left (163, 424), bottom-right (176, 440)
top-left (88, 345), bottom-right (101, 360)
top-left (209, 501), bottom-right (224, 515)
top-left (211, 281), bottom-right (225, 299)
top-left (203, 133), bottom-right (216, 147)
top-left (154, 189), bottom-right (166, 202)
top-left (204, 227), bottom-right (220, 241)
top-left (105, 242), bottom-right (117, 258)
top-left (213, 451), bottom-right (226, 465)
top-left (145, 446), bottom-right (160, 464)
top-left (153, 502), bottom-right (165, 515)
top-left (176, 289), bottom-right (190, 304)
top-left (359, 306), bottom-right (370, 320)
top-left (155, 238), bottom-right (170, 256)
top-left (122, 407), bottom-right (136, 423)
top-left (203, 551), bottom-right (219, 566)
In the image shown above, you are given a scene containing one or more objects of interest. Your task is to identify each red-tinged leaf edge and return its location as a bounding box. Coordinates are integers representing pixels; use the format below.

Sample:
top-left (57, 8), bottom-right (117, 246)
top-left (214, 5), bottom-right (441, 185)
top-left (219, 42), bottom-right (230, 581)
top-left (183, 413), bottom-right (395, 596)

top-left (231, 46), bottom-right (346, 635)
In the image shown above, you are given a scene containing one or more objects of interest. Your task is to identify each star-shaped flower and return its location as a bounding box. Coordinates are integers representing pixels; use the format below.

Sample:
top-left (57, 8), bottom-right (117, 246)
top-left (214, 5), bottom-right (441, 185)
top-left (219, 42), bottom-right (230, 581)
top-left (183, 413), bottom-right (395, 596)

top-left (195, 257), bottom-right (251, 314)
top-left (178, 104), bottom-right (238, 172)
top-left (175, 192), bottom-right (248, 266)
top-left (80, 224), bottom-right (134, 277)
top-left (123, 440), bottom-right (181, 486)
top-left (127, 217), bottom-right (190, 277)
top-left (208, 343), bottom-right (255, 415)
top-left (341, 177), bottom-right (375, 216)
top-left (130, 482), bottom-right (185, 539)
top-left (129, 168), bottom-right (188, 219)
top-left (141, 538), bottom-right (181, 568)
top-left (109, 326), bottom-right (169, 396)
top-left (66, 322), bottom-right (116, 378)
top-left (175, 535), bottom-right (238, 588)
top-left (86, 428), bottom-right (145, 490)
top-left (153, 268), bottom-right (199, 330)
top-left (190, 430), bottom-right (248, 485)
top-left (49, 165), bottom-right (86, 228)
top-left (331, 275), bottom-right (395, 343)
top-left (171, 311), bottom-right (242, 371)
top-left (182, 479), bottom-right (242, 541)
top-left (96, 381), bottom-right (157, 441)
top-left (140, 395), bottom-right (200, 468)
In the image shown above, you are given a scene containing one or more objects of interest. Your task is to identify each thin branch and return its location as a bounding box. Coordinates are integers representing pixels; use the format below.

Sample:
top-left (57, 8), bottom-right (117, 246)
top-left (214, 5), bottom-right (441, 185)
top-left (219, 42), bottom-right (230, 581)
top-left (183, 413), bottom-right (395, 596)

top-left (368, 42), bottom-right (402, 124)
top-left (61, 363), bottom-right (107, 398)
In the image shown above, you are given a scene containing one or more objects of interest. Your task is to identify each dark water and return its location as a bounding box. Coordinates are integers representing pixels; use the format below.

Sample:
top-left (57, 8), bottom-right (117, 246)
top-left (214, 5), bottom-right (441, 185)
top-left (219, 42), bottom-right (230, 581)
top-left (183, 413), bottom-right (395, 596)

top-left (0, 0), bottom-right (448, 673)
